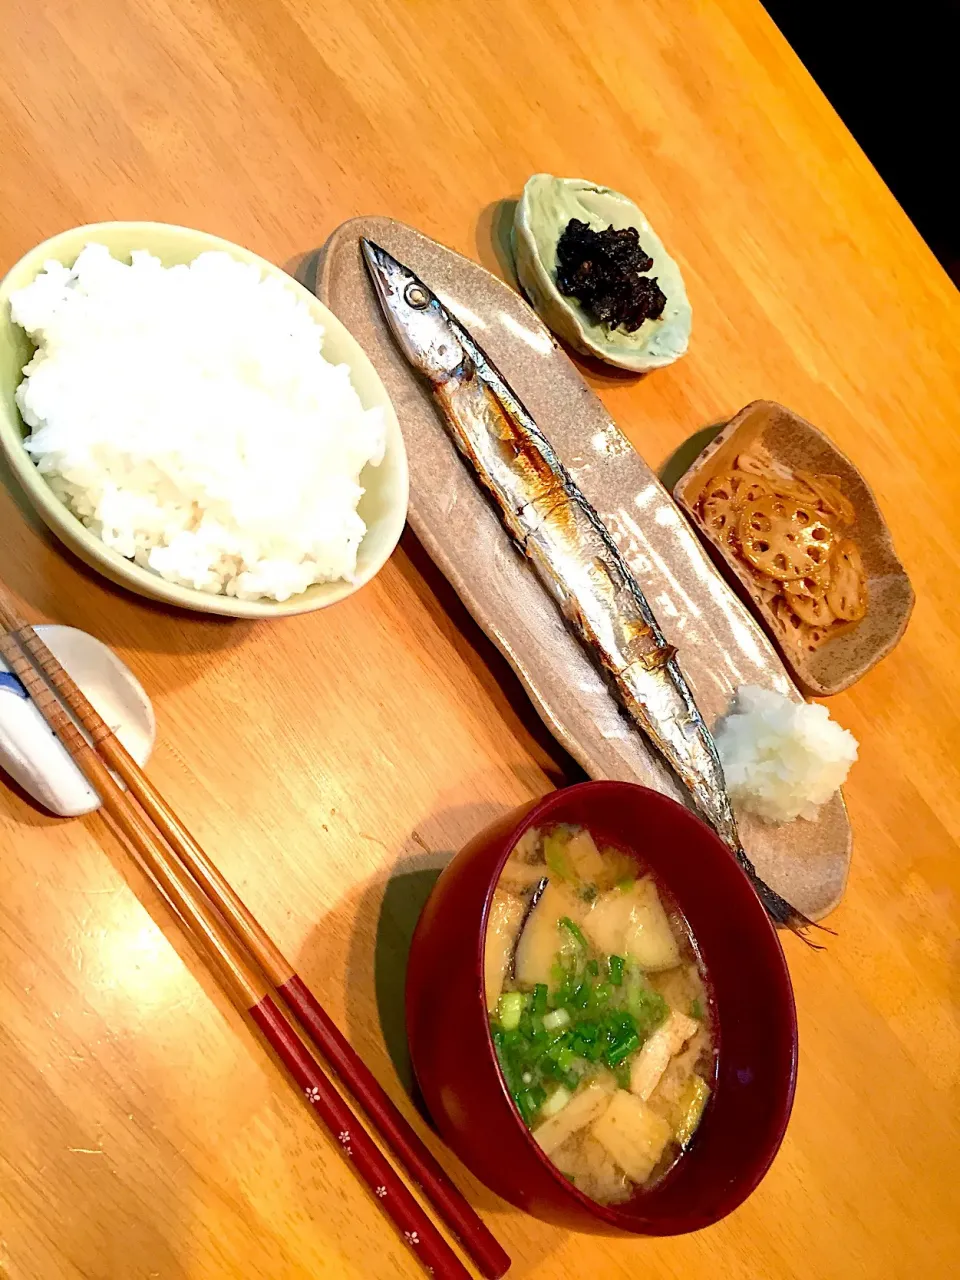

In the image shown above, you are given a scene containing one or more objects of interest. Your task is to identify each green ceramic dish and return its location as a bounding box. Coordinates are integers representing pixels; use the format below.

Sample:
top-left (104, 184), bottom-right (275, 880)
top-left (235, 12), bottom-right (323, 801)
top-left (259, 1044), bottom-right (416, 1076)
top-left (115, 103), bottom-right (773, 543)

top-left (513, 175), bottom-right (692, 372)
top-left (0, 222), bottom-right (408, 617)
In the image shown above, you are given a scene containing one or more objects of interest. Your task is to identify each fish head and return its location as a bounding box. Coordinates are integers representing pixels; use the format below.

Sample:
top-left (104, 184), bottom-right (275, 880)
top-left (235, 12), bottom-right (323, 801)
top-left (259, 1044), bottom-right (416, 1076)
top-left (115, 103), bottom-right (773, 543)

top-left (361, 240), bottom-right (464, 383)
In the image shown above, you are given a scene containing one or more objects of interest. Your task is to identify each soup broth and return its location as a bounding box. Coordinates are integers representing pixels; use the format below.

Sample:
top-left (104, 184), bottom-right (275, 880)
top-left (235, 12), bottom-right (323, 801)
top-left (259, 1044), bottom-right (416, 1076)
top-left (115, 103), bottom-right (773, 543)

top-left (485, 823), bottom-right (716, 1205)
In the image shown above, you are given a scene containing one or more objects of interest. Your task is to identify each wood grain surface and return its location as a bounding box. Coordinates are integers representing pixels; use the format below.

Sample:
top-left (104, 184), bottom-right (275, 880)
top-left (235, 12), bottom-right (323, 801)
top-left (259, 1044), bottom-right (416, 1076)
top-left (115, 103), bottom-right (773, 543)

top-left (0, 2), bottom-right (957, 1278)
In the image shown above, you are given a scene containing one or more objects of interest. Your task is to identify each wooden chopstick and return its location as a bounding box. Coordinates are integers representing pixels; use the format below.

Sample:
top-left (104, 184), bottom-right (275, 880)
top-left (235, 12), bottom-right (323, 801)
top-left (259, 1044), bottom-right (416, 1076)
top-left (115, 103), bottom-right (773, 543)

top-left (0, 619), bottom-right (486, 1280)
top-left (0, 600), bottom-right (508, 1280)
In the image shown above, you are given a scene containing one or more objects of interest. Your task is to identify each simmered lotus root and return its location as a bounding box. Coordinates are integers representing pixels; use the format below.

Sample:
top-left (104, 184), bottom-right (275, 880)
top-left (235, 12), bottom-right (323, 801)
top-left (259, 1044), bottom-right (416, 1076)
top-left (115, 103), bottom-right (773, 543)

top-left (738, 495), bottom-right (834, 580)
top-left (795, 470), bottom-right (855, 524)
top-left (826, 539), bottom-right (867, 622)
top-left (781, 571), bottom-right (830, 600)
top-left (771, 595), bottom-right (804, 635)
top-left (700, 471), bottom-right (771, 507)
top-left (694, 443), bottom-right (868, 653)
top-left (735, 451), bottom-right (774, 478)
top-left (784, 590), bottom-right (832, 627)
top-left (772, 595), bottom-right (828, 654)
top-left (700, 473), bottom-right (771, 547)
top-left (700, 476), bottom-right (740, 546)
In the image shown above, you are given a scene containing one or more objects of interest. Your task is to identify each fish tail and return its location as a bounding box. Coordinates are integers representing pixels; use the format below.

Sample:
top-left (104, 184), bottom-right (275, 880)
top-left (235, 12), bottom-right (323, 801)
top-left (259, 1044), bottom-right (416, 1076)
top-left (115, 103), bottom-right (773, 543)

top-left (734, 846), bottom-right (835, 946)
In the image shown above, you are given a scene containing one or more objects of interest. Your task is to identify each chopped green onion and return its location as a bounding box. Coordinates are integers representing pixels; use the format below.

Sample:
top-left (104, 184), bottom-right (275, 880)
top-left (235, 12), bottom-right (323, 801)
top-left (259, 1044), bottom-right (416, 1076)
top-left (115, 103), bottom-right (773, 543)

top-left (605, 1030), bottom-right (641, 1067)
top-left (491, 1029), bottom-right (521, 1095)
top-left (584, 958), bottom-right (599, 978)
top-left (500, 1027), bottom-right (523, 1051)
top-left (531, 984), bottom-right (549, 1016)
top-left (572, 1021), bottom-right (604, 1061)
top-left (543, 1007), bottom-right (571, 1033)
top-left (543, 1035), bottom-right (571, 1062)
top-left (624, 982), bottom-right (668, 1038)
top-left (589, 982), bottom-right (612, 1010)
top-left (608, 955), bottom-right (625, 986)
top-left (608, 1010), bottom-right (637, 1035)
top-left (690, 997), bottom-right (704, 1020)
top-left (539, 1057), bottom-right (563, 1083)
top-left (498, 991), bottom-right (527, 1031)
top-left (515, 1084), bottom-right (546, 1124)
top-left (544, 831), bottom-right (574, 880)
top-left (539, 1085), bottom-right (572, 1119)
top-left (559, 916), bottom-right (587, 949)
top-left (614, 1061), bottom-right (632, 1089)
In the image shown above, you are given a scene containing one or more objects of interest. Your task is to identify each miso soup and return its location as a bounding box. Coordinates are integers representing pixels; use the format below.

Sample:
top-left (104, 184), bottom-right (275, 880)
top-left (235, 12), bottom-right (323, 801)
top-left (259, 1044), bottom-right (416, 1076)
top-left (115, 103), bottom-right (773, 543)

top-left (485, 823), bottom-right (716, 1205)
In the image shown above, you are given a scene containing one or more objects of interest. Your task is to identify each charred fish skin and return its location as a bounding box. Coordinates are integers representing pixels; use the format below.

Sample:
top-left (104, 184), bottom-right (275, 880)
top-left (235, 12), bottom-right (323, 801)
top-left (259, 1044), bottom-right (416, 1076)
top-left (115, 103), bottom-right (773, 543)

top-left (361, 239), bottom-right (816, 939)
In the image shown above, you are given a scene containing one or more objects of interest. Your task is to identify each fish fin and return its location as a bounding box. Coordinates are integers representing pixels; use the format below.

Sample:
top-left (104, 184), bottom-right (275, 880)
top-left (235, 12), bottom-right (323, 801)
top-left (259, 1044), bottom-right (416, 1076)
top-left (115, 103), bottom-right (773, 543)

top-left (736, 848), bottom-right (835, 947)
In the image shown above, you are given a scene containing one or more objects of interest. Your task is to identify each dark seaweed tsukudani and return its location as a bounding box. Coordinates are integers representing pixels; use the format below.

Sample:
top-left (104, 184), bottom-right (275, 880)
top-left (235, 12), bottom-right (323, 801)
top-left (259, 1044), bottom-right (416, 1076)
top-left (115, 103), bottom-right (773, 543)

top-left (555, 220), bottom-right (667, 332)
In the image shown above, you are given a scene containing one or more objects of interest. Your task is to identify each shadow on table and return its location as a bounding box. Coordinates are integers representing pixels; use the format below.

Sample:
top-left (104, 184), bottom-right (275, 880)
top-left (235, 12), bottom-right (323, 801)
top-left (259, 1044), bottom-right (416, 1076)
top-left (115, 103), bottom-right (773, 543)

top-left (658, 422), bottom-right (726, 491)
top-left (292, 804), bottom-right (570, 1275)
top-left (371, 863), bottom-right (441, 1103)
top-left (293, 807), bottom-right (495, 1163)
top-left (0, 769), bottom-right (69, 828)
top-left (475, 199), bottom-right (519, 285)
top-left (286, 247), bottom-right (322, 294)
top-left (392, 528), bottom-right (584, 793)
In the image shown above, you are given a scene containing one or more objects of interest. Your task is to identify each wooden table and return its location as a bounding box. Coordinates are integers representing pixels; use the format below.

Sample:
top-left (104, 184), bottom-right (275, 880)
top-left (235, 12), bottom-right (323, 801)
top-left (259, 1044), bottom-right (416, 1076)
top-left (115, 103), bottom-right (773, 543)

top-left (1, 1), bottom-right (957, 1276)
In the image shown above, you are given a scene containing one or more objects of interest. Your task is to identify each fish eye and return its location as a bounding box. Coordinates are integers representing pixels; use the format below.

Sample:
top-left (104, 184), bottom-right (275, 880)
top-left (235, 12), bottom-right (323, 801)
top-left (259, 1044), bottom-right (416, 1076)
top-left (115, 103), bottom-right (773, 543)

top-left (404, 283), bottom-right (429, 309)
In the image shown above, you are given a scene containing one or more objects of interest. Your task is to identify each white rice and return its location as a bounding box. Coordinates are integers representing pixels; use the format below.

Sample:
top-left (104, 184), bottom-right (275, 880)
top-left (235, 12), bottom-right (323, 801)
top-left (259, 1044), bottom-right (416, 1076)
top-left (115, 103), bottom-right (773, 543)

top-left (715, 685), bottom-right (858, 823)
top-left (10, 244), bottom-right (386, 601)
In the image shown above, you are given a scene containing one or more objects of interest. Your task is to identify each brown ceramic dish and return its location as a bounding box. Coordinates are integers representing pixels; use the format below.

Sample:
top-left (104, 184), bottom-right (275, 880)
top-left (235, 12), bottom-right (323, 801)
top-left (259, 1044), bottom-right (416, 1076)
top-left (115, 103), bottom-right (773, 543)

top-left (316, 220), bottom-right (851, 920)
top-left (674, 400), bottom-right (914, 697)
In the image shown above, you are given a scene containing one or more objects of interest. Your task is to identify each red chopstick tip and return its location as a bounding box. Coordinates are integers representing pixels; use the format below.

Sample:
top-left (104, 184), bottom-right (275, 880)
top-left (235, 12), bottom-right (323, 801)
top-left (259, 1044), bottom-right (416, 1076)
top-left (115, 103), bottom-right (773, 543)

top-left (248, 996), bottom-right (473, 1277)
top-left (278, 974), bottom-right (511, 1279)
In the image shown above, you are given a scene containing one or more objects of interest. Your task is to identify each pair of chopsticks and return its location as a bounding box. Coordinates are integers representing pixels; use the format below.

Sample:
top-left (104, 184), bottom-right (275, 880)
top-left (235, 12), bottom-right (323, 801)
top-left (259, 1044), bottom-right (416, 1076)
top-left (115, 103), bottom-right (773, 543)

top-left (0, 589), bottom-right (509, 1280)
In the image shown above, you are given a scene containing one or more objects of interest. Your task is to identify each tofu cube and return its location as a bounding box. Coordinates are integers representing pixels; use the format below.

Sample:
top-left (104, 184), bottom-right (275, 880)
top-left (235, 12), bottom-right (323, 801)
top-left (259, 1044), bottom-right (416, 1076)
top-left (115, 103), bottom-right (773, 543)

top-left (630, 1010), bottom-right (699, 1100)
top-left (533, 1083), bottom-right (611, 1156)
top-left (590, 1090), bottom-right (674, 1185)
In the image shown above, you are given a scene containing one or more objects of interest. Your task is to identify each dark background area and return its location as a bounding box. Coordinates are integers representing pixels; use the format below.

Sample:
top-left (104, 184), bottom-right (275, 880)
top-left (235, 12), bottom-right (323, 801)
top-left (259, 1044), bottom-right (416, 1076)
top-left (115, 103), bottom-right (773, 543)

top-left (763, 0), bottom-right (959, 284)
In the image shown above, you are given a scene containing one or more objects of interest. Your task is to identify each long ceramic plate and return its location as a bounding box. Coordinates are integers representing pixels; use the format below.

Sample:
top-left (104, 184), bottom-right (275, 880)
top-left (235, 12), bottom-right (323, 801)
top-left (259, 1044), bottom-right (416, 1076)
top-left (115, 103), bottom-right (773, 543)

top-left (316, 217), bottom-right (851, 920)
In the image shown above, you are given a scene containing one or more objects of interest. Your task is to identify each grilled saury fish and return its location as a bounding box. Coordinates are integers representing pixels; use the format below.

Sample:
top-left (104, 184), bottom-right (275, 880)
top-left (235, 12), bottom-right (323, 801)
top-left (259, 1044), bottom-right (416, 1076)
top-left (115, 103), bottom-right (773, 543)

top-left (362, 238), bottom-right (816, 938)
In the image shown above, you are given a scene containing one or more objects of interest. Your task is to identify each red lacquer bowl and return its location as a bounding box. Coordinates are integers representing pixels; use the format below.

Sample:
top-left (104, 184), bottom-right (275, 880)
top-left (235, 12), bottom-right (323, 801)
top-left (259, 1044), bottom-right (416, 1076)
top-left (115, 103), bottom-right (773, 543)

top-left (406, 780), bottom-right (798, 1235)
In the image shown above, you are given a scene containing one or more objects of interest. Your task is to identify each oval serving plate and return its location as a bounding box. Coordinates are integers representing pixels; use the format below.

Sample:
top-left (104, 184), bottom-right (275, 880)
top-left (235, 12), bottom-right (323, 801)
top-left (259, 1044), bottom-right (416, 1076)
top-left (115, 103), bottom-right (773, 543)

top-left (316, 218), bottom-right (851, 921)
top-left (673, 399), bottom-right (914, 697)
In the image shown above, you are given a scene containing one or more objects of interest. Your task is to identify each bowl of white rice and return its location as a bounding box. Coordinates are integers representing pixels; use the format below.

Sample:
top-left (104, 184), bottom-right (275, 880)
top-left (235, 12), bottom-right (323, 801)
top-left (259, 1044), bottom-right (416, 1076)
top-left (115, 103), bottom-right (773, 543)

top-left (0, 222), bottom-right (408, 616)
